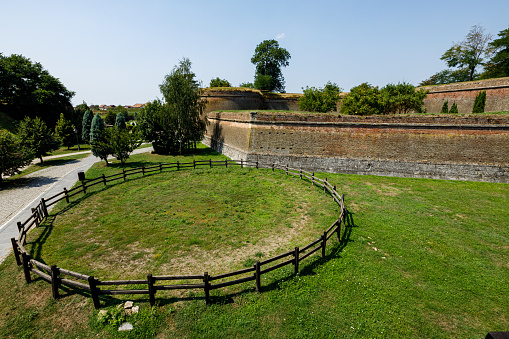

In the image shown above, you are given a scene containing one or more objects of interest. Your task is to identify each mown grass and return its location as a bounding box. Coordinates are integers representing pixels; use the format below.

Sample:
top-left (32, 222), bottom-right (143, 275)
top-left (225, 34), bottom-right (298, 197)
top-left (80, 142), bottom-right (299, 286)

top-left (0, 148), bottom-right (507, 338)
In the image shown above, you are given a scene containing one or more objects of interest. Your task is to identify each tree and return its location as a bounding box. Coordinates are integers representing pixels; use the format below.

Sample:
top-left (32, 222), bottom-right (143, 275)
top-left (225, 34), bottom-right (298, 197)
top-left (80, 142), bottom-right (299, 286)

top-left (144, 57), bottom-right (207, 154)
top-left (82, 110), bottom-right (93, 143)
top-left (115, 112), bottom-right (126, 129)
top-left (380, 82), bottom-right (428, 114)
top-left (251, 39), bottom-right (291, 92)
top-left (450, 102), bottom-right (458, 113)
top-left (209, 77), bottom-right (231, 87)
top-left (72, 101), bottom-right (89, 143)
top-left (105, 108), bottom-right (117, 125)
top-left (54, 113), bottom-right (76, 149)
top-left (17, 116), bottom-right (59, 163)
top-left (472, 90), bottom-right (487, 113)
top-left (340, 83), bottom-right (382, 115)
top-left (299, 82), bottom-right (342, 113)
top-left (90, 114), bottom-right (110, 164)
top-left (441, 100), bottom-right (449, 113)
top-left (440, 25), bottom-right (493, 82)
top-left (0, 130), bottom-right (33, 184)
top-left (0, 53), bottom-right (75, 126)
top-left (239, 82), bottom-right (255, 89)
top-left (483, 26), bottom-right (509, 78)
top-left (419, 69), bottom-right (470, 86)
top-left (98, 127), bottom-right (142, 164)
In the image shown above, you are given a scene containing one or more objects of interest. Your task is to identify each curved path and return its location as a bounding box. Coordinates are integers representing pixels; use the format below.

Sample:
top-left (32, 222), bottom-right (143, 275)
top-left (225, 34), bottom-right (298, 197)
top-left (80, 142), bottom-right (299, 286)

top-left (0, 147), bottom-right (153, 263)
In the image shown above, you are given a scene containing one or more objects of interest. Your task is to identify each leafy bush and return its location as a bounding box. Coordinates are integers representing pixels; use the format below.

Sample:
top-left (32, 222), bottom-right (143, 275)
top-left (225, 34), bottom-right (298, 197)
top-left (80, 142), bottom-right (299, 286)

top-left (340, 83), bottom-right (382, 115)
top-left (0, 130), bottom-right (33, 184)
top-left (441, 100), bottom-right (449, 113)
top-left (450, 102), bottom-right (459, 113)
top-left (54, 113), bottom-right (76, 149)
top-left (209, 77), bottom-right (231, 87)
top-left (379, 82), bottom-right (428, 114)
top-left (104, 109), bottom-right (116, 125)
top-left (472, 90), bottom-right (487, 113)
top-left (239, 82), bottom-right (255, 89)
top-left (299, 81), bottom-right (342, 113)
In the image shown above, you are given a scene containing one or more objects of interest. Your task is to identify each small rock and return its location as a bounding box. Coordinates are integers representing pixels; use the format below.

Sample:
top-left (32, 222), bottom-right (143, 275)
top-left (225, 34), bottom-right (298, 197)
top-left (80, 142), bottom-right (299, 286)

top-left (132, 306), bottom-right (139, 314)
top-left (118, 322), bottom-right (133, 331)
top-left (124, 301), bottom-right (134, 309)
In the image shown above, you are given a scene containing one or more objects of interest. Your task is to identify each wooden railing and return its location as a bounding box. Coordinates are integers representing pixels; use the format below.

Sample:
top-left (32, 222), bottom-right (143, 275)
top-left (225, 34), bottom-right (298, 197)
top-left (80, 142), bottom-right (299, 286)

top-left (11, 159), bottom-right (349, 309)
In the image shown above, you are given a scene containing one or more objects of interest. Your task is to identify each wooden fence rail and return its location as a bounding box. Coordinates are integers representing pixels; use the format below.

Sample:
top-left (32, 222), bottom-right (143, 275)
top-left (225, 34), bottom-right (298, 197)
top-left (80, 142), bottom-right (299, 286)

top-left (11, 159), bottom-right (348, 308)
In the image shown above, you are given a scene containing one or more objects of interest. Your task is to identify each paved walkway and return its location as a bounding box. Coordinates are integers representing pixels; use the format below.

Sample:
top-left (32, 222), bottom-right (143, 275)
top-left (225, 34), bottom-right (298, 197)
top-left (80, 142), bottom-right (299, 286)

top-left (0, 146), bottom-right (153, 263)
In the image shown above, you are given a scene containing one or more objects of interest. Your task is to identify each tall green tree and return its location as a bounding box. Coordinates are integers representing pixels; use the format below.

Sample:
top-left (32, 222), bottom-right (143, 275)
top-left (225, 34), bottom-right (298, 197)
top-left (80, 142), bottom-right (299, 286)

top-left (0, 130), bottom-right (34, 184)
top-left (115, 112), bottom-right (126, 129)
top-left (251, 40), bottom-right (291, 92)
top-left (483, 26), bottom-right (509, 78)
top-left (144, 57), bottom-right (207, 154)
top-left (441, 100), bottom-right (449, 113)
top-left (82, 110), bottom-right (93, 143)
top-left (340, 83), bottom-right (382, 115)
top-left (54, 113), bottom-right (76, 149)
top-left (299, 82), bottom-right (342, 113)
top-left (440, 25), bottom-right (493, 82)
top-left (72, 101), bottom-right (89, 142)
top-left (17, 116), bottom-right (59, 163)
top-left (0, 53), bottom-right (75, 126)
top-left (472, 90), bottom-right (487, 113)
top-left (380, 82), bottom-right (428, 114)
top-left (90, 114), bottom-right (110, 164)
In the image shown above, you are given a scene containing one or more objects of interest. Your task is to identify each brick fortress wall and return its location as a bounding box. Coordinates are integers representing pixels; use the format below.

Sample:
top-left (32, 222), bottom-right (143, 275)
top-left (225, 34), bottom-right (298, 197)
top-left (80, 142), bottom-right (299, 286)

top-left (203, 112), bottom-right (509, 183)
top-left (420, 77), bottom-right (509, 113)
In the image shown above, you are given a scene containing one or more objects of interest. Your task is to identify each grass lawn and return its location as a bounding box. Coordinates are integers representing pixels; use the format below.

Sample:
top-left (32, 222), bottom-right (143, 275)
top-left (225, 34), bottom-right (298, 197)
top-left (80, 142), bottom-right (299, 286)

top-left (49, 144), bottom-right (91, 156)
top-left (0, 147), bottom-right (507, 338)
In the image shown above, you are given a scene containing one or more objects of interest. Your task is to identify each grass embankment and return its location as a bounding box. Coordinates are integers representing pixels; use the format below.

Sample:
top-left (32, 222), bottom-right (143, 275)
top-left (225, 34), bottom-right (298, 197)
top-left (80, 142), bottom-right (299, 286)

top-left (0, 147), bottom-right (507, 338)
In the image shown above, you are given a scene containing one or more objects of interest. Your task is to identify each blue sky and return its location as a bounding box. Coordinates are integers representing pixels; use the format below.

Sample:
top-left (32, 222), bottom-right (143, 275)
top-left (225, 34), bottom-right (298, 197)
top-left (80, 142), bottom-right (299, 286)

top-left (2, 0), bottom-right (508, 106)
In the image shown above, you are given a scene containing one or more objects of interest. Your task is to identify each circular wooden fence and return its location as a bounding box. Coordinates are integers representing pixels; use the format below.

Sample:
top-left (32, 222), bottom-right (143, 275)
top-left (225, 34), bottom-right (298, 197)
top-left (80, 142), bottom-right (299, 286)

top-left (11, 159), bottom-right (348, 309)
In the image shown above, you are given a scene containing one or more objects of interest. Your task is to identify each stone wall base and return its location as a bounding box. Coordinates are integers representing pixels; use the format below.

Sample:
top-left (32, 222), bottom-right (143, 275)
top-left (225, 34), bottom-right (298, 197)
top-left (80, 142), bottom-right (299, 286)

top-left (203, 137), bottom-right (509, 184)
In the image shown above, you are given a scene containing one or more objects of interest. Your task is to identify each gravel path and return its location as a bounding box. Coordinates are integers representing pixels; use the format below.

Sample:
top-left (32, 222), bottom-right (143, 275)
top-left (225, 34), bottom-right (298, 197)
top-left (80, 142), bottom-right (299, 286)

top-left (0, 147), bottom-right (153, 263)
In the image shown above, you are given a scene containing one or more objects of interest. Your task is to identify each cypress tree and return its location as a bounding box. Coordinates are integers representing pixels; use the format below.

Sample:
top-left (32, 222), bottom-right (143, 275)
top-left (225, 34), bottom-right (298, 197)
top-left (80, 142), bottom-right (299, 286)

top-left (441, 100), bottom-right (449, 113)
top-left (115, 112), bottom-right (126, 129)
top-left (82, 110), bottom-right (93, 143)
top-left (450, 102), bottom-right (458, 113)
top-left (472, 90), bottom-right (487, 113)
top-left (90, 114), bottom-right (110, 164)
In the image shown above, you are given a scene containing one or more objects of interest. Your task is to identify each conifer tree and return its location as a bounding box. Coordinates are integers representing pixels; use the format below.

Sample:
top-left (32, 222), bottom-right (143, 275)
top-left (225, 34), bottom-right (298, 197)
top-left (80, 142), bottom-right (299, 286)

top-left (115, 112), bottom-right (126, 129)
top-left (450, 102), bottom-right (458, 113)
top-left (90, 114), bottom-right (110, 164)
top-left (441, 100), bottom-right (449, 113)
top-left (472, 90), bottom-right (487, 113)
top-left (82, 110), bottom-right (93, 143)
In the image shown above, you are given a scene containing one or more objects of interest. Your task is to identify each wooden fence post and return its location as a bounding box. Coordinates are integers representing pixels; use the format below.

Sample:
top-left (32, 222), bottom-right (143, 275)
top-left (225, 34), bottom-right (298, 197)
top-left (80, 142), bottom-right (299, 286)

top-left (255, 261), bottom-right (261, 292)
top-left (17, 221), bottom-right (22, 232)
top-left (81, 180), bottom-right (87, 194)
top-left (241, 159), bottom-right (243, 168)
top-left (63, 187), bottom-right (69, 203)
top-left (300, 170), bottom-right (302, 179)
top-left (225, 159), bottom-right (228, 168)
top-left (147, 274), bottom-right (155, 306)
top-left (285, 165), bottom-right (288, 175)
top-left (31, 208), bottom-right (39, 227)
top-left (204, 272), bottom-right (210, 305)
top-left (11, 238), bottom-right (21, 266)
top-left (324, 178), bottom-right (327, 193)
top-left (294, 247), bottom-right (299, 274)
top-left (102, 174), bottom-right (106, 186)
top-left (272, 163), bottom-right (274, 172)
top-left (256, 161), bottom-right (259, 169)
top-left (21, 252), bottom-right (31, 284)
top-left (41, 198), bottom-right (48, 217)
top-left (123, 168), bottom-right (126, 180)
top-left (193, 160), bottom-right (196, 169)
top-left (336, 219), bottom-right (342, 243)
top-left (50, 265), bottom-right (60, 299)
top-left (142, 166), bottom-right (145, 175)
top-left (88, 276), bottom-right (101, 309)
top-left (209, 159), bottom-right (212, 168)
top-left (312, 173), bottom-right (315, 186)
top-left (322, 231), bottom-right (327, 258)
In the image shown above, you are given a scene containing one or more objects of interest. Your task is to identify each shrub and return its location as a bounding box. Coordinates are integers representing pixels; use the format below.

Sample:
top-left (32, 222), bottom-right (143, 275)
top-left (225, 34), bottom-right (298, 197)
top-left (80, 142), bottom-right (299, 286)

top-left (115, 112), bottom-right (126, 129)
top-left (0, 130), bottom-right (33, 184)
top-left (209, 77), bottom-right (231, 88)
top-left (340, 83), bottom-right (382, 115)
top-left (299, 81), bottom-right (342, 113)
top-left (380, 82), bottom-right (428, 114)
top-left (239, 82), bottom-right (255, 89)
top-left (441, 100), bottom-right (449, 113)
top-left (54, 113), bottom-right (76, 149)
top-left (472, 90), bottom-right (487, 113)
top-left (450, 102), bottom-right (458, 113)
top-left (105, 109), bottom-right (116, 125)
